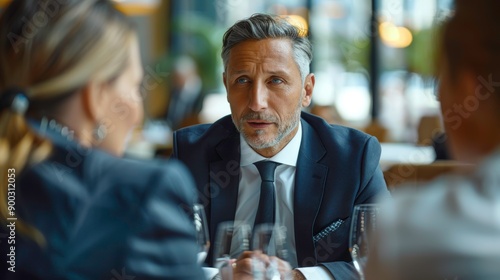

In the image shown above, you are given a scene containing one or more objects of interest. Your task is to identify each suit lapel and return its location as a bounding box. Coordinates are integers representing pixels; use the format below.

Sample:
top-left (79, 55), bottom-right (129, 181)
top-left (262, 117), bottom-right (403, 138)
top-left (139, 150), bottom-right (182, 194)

top-left (209, 133), bottom-right (241, 243)
top-left (294, 119), bottom-right (328, 266)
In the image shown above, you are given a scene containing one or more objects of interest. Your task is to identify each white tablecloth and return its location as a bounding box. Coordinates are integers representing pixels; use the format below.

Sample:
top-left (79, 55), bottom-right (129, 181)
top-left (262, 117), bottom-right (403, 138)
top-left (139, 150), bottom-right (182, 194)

top-left (380, 143), bottom-right (436, 171)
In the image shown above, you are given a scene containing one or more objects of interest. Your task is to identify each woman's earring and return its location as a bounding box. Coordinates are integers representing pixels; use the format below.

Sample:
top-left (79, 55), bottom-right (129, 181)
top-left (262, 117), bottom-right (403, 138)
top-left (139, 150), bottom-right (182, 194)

top-left (93, 122), bottom-right (107, 142)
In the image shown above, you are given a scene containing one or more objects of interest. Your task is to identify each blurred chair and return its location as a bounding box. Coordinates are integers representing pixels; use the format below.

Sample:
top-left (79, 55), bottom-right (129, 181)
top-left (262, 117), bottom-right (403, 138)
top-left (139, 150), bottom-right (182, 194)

top-left (155, 145), bottom-right (173, 158)
top-left (417, 114), bottom-right (443, 146)
top-left (364, 120), bottom-right (389, 143)
top-left (310, 104), bottom-right (344, 125)
top-left (383, 161), bottom-right (475, 191)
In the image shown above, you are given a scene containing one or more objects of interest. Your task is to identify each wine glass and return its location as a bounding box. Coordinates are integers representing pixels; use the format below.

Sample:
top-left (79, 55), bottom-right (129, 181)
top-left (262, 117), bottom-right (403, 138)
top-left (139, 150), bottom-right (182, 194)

top-left (349, 204), bottom-right (380, 280)
top-left (252, 224), bottom-right (291, 280)
top-left (193, 204), bottom-right (210, 264)
top-left (213, 221), bottom-right (252, 280)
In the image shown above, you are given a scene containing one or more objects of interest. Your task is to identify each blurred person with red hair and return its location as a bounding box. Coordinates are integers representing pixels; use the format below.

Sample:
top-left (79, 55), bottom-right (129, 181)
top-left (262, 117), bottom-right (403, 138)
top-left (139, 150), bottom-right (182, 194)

top-left (367, 0), bottom-right (500, 279)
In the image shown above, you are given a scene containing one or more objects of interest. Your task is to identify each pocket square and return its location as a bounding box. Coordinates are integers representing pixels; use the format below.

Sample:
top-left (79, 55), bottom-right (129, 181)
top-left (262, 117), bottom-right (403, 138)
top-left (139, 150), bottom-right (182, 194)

top-left (313, 219), bottom-right (345, 243)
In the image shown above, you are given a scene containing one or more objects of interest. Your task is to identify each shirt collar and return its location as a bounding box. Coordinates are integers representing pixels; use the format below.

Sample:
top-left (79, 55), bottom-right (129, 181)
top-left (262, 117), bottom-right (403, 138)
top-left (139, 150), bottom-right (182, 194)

top-left (240, 122), bottom-right (302, 167)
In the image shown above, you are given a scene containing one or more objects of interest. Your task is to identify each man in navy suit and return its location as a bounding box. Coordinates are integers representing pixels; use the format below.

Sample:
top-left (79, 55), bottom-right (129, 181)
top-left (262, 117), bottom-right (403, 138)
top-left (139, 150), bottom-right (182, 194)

top-left (173, 13), bottom-right (389, 280)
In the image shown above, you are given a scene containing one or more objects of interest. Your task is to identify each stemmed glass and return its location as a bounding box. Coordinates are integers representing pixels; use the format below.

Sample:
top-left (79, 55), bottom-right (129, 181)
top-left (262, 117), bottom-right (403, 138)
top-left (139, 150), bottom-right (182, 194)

top-left (193, 204), bottom-right (210, 264)
top-left (213, 221), bottom-right (252, 280)
top-left (252, 224), bottom-right (291, 280)
top-left (349, 204), bottom-right (380, 280)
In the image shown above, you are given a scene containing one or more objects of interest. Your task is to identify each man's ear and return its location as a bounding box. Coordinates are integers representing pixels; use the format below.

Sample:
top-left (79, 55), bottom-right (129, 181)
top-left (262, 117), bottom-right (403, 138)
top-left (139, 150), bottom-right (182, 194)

top-left (302, 73), bottom-right (315, 107)
top-left (461, 70), bottom-right (478, 98)
top-left (81, 81), bottom-right (107, 123)
top-left (223, 72), bottom-right (229, 102)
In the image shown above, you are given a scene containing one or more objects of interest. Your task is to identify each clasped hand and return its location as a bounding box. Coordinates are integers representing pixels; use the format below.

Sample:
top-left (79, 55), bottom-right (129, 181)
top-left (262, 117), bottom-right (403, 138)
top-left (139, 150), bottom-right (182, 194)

top-left (220, 251), bottom-right (292, 280)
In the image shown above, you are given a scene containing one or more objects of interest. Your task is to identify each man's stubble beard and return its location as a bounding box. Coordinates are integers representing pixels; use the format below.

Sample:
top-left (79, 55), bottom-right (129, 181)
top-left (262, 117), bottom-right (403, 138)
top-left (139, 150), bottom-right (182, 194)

top-left (235, 101), bottom-right (302, 151)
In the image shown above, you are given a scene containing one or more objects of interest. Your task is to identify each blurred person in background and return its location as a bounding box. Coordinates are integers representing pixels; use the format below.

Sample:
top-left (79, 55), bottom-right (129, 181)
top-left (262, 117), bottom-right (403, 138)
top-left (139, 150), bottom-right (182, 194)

top-left (165, 55), bottom-right (203, 130)
top-left (173, 13), bottom-right (388, 280)
top-left (366, 0), bottom-right (500, 279)
top-left (0, 0), bottom-right (204, 279)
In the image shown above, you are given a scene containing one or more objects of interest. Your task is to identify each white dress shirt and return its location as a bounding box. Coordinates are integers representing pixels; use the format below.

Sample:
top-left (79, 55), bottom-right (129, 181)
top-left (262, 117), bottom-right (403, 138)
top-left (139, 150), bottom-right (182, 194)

top-left (233, 123), bottom-right (301, 268)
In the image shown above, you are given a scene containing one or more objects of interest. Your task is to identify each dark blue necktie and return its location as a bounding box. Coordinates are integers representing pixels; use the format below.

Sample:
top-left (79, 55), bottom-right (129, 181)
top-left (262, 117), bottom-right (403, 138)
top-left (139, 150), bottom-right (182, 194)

top-left (253, 160), bottom-right (280, 228)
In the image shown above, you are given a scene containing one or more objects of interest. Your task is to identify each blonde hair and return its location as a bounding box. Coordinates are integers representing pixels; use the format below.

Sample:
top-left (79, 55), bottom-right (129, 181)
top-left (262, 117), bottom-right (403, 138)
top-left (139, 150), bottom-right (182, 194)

top-left (0, 0), bottom-right (136, 244)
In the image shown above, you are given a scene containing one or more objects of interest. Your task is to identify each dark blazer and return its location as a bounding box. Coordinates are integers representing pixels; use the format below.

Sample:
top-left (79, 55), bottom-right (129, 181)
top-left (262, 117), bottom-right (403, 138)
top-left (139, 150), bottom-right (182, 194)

top-left (173, 112), bottom-right (389, 280)
top-left (0, 126), bottom-right (205, 280)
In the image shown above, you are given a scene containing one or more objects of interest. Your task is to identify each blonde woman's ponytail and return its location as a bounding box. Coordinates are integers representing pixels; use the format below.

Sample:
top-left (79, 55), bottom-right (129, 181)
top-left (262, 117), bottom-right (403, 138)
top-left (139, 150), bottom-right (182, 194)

top-left (0, 90), bottom-right (52, 245)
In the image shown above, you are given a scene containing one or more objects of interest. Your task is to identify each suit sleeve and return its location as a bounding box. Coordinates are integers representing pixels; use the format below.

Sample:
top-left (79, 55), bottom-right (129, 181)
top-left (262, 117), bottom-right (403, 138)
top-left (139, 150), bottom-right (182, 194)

top-left (125, 160), bottom-right (205, 280)
top-left (356, 136), bottom-right (390, 204)
top-left (317, 136), bottom-right (390, 280)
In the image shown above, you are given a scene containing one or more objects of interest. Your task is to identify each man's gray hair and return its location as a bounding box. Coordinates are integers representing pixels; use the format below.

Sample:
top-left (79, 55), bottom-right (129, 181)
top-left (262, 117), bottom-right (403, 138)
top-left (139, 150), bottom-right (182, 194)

top-left (221, 13), bottom-right (313, 82)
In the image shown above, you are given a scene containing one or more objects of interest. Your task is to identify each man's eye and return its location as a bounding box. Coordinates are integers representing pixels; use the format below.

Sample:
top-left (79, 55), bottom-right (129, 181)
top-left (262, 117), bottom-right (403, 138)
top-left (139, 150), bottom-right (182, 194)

top-left (236, 77), bottom-right (249, 84)
top-left (270, 78), bottom-right (283, 84)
